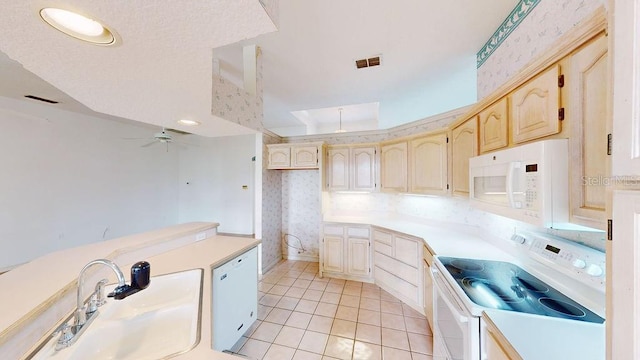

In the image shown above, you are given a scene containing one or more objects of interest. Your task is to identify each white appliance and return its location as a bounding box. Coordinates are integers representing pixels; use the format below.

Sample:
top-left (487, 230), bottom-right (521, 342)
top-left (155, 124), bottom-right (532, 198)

top-left (212, 246), bottom-right (258, 351)
top-left (469, 139), bottom-right (569, 228)
top-left (431, 232), bottom-right (605, 360)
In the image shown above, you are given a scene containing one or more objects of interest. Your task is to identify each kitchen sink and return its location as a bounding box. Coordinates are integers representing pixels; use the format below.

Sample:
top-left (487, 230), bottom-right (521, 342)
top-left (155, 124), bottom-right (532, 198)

top-left (29, 268), bottom-right (203, 360)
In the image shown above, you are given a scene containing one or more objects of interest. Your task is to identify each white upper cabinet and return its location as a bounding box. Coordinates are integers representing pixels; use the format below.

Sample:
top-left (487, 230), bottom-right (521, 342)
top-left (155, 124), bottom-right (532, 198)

top-left (408, 132), bottom-right (448, 195)
top-left (267, 142), bottom-right (323, 169)
top-left (380, 142), bottom-right (408, 192)
top-left (325, 145), bottom-right (377, 192)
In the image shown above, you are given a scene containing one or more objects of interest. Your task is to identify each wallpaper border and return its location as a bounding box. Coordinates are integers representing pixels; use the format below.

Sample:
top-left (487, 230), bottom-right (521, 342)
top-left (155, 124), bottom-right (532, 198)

top-left (476, 0), bottom-right (542, 68)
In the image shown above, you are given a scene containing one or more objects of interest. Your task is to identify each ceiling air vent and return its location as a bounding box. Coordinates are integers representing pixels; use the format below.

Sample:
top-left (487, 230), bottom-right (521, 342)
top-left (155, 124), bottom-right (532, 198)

top-left (355, 55), bottom-right (382, 69)
top-left (24, 95), bottom-right (58, 104)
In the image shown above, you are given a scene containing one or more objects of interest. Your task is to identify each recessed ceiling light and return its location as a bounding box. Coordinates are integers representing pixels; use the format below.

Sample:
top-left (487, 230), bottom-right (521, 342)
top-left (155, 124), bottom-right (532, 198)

top-left (39, 8), bottom-right (116, 45)
top-left (177, 119), bottom-right (200, 126)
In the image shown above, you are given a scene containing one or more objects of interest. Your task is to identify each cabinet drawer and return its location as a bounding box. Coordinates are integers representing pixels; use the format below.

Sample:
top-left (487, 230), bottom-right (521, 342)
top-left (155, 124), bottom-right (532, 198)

top-left (374, 241), bottom-right (393, 257)
top-left (324, 225), bottom-right (344, 236)
top-left (375, 252), bottom-right (419, 286)
top-left (395, 235), bottom-right (420, 268)
top-left (348, 227), bottom-right (370, 238)
top-left (374, 266), bottom-right (419, 304)
top-left (373, 230), bottom-right (393, 246)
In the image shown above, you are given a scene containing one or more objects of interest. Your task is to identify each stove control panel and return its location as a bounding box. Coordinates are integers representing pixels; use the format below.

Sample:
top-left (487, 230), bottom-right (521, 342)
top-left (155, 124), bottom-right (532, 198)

top-left (516, 232), bottom-right (605, 288)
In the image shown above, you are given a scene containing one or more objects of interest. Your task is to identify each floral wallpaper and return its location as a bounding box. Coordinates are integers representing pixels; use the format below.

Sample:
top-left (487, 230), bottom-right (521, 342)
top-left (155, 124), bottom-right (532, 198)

top-left (281, 170), bottom-right (321, 260)
top-left (477, 0), bottom-right (605, 99)
top-left (261, 132), bottom-right (283, 272)
top-left (211, 52), bottom-right (264, 132)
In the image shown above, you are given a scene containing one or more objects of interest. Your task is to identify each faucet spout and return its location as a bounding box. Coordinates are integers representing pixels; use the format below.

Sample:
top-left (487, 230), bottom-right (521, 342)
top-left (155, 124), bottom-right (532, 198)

top-left (76, 259), bottom-right (126, 326)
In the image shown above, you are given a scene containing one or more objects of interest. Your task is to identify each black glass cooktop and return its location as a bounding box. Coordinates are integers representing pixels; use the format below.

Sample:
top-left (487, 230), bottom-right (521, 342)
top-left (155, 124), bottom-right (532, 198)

top-left (439, 257), bottom-right (604, 324)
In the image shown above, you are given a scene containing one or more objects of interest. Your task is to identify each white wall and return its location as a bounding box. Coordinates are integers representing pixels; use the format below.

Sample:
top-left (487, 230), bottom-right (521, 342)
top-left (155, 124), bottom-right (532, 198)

top-left (178, 134), bottom-right (256, 235)
top-left (0, 97), bottom-right (180, 270)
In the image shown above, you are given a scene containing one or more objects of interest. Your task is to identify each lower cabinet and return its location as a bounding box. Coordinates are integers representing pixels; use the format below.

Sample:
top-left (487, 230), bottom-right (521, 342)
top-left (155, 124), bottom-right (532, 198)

top-left (320, 224), bottom-right (372, 282)
top-left (372, 228), bottom-right (423, 313)
top-left (423, 245), bottom-right (434, 330)
top-left (482, 315), bottom-right (523, 360)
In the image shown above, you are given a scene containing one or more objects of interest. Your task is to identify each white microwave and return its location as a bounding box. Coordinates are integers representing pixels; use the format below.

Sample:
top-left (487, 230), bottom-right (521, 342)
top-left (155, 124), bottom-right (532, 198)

top-left (469, 139), bottom-right (569, 228)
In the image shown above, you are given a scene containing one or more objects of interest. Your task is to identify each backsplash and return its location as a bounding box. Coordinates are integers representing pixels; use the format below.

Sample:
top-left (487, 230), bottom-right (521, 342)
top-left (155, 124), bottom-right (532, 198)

top-left (477, 0), bottom-right (605, 99)
top-left (326, 192), bottom-right (606, 252)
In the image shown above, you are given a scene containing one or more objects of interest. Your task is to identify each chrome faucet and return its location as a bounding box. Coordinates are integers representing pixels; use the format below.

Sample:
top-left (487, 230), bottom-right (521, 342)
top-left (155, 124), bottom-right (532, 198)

top-left (55, 259), bottom-right (150, 350)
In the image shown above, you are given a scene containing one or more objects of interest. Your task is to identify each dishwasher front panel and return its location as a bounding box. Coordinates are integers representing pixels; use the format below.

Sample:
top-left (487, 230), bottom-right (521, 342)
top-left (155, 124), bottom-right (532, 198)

top-left (212, 246), bottom-right (258, 351)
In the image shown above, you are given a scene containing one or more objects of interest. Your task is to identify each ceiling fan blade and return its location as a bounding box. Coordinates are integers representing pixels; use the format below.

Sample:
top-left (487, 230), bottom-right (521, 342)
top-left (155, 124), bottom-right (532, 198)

top-left (141, 140), bottom-right (158, 148)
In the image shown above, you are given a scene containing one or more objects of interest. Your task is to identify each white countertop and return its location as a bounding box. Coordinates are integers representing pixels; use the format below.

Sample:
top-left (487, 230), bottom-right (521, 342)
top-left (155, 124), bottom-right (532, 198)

top-left (323, 213), bottom-right (606, 360)
top-left (483, 309), bottom-right (605, 360)
top-left (0, 222), bottom-right (259, 360)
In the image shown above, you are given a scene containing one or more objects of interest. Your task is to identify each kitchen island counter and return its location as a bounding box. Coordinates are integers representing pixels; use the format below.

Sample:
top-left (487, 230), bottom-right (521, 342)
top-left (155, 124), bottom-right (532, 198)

top-left (0, 222), bottom-right (260, 360)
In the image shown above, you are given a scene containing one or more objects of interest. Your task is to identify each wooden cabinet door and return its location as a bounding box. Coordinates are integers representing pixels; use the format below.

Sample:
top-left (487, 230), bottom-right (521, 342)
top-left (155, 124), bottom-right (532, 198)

top-left (568, 35), bottom-right (608, 230)
top-left (292, 145), bottom-right (318, 167)
top-left (394, 234), bottom-right (420, 268)
top-left (409, 133), bottom-right (448, 194)
top-left (347, 237), bottom-right (370, 277)
top-left (267, 146), bottom-right (290, 169)
top-left (323, 235), bottom-right (344, 273)
top-left (326, 147), bottom-right (350, 191)
top-left (510, 64), bottom-right (561, 144)
top-left (352, 146), bottom-right (377, 191)
top-left (423, 258), bottom-right (434, 330)
top-left (451, 118), bottom-right (478, 196)
top-left (381, 142), bottom-right (408, 192)
top-left (479, 97), bottom-right (509, 153)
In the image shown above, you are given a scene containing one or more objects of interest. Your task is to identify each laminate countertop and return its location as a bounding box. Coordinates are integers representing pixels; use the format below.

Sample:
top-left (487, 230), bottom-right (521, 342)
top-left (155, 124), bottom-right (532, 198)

top-left (0, 222), bottom-right (260, 360)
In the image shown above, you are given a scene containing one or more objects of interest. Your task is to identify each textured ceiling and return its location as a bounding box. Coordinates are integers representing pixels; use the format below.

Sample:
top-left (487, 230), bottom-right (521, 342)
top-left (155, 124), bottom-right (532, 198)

top-left (0, 1), bottom-right (518, 138)
top-left (0, 1), bottom-right (277, 137)
top-left (214, 0), bottom-right (518, 135)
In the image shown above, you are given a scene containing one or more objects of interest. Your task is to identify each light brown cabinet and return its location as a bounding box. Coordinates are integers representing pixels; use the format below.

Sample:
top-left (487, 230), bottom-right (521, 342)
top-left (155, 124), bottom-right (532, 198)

top-left (321, 224), bottom-right (371, 281)
top-left (568, 34), bottom-right (608, 230)
top-left (326, 145), bottom-right (377, 191)
top-left (451, 117), bottom-right (478, 196)
top-left (510, 64), bottom-right (562, 144)
top-left (373, 228), bottom-right (423, 312)
top-left (479, 97), bottom-right (509, 153)
top-left (409, 132), bottom-right (448, 194)
top-left (380, 142), bottom-right (408, 192)
top-left (267, 142), bottom-right (322, 169)
top-left (423, 245), bottom-right (434, 330)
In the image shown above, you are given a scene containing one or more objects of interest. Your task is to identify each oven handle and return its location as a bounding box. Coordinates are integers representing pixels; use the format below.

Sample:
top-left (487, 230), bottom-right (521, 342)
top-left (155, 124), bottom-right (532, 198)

top-left (432, 267), bottom-right (469, 323)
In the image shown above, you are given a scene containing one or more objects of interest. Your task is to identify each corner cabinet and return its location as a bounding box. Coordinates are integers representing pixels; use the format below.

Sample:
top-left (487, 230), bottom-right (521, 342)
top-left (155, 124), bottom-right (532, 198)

top-left (320, 224), bottom-right (372, 282)
top-left (267, 142), bottom-right (323, 169)
top-left (509, 64), bottom-right (562, 144)
top-left (326, 145), bottom-right (377, 191)
top-left (373, 228), bottom-right (423, 313)
top-left (568, 34), bottom-right (608, 230)
top-left (380, 141), bottom-right (408, 192)
top-left (409, 132), bottom-right (448, 195)
top-left (451, 117), bottom-right (478, 197)
top-left (479, 97), bottom-right (509, 153)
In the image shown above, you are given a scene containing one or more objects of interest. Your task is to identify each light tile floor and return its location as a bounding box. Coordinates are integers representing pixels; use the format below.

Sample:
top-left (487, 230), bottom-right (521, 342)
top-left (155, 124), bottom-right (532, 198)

top-left (229, 260), bottom-right (434, 360)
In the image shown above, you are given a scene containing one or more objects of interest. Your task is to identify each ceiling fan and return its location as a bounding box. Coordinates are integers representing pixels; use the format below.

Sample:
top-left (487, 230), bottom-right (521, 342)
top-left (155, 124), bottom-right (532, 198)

top-left (124, 127), bottom-right (193, 152)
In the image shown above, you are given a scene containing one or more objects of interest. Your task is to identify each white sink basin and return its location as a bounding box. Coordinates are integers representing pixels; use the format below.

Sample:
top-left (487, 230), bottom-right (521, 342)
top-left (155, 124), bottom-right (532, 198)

top-left (30, 269), bottom-right (203, 360)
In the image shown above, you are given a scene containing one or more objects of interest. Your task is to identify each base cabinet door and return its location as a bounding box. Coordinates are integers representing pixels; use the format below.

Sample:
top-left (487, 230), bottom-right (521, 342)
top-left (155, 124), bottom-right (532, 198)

top-left (321, 224), bottom-right (371, 281)
top-left (423, 245), bottom-right (434, 330)
top-left (323, 235), bottom-right (344, 273)
top-left (347, 237), bottom-right (370, 277)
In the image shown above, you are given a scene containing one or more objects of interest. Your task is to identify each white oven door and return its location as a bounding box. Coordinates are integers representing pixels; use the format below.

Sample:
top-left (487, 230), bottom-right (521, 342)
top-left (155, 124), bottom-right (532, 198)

top-left (432, 266), bottom-right (480, 360)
